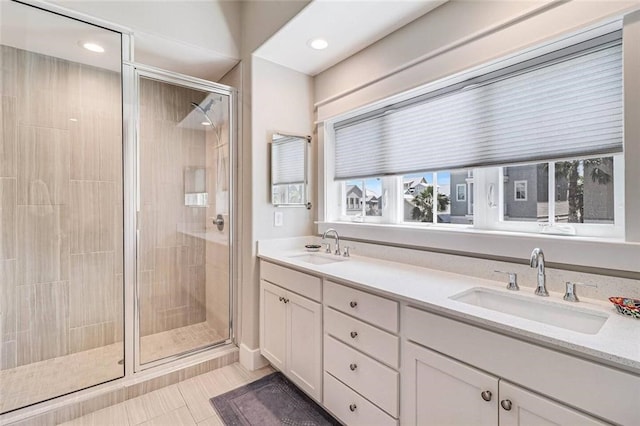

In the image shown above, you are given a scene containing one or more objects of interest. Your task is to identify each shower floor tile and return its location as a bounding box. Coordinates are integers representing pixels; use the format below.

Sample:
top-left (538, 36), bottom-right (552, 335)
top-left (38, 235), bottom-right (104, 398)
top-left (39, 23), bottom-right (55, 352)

top-left (1, 322), bottom-right (226, 414)
top-left (140, 322), bottom-right (227, 365)
top-left (0, 342), bottom-right (124, 414)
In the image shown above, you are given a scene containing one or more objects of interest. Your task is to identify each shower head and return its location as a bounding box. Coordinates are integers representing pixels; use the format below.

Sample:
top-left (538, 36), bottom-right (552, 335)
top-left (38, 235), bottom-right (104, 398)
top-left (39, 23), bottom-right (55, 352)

top-left (190, 101), bottom-right (215, 127)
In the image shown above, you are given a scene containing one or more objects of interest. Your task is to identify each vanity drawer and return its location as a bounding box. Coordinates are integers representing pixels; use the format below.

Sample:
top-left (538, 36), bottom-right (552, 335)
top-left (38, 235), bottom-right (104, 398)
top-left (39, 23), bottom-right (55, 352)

top-left (324, 372), bottom-right (398, 426)
top-left (260, 261), bottom-right (321, 302)
top-left (324, 280), bottom-right (398, 332)
top-left (324, 307), bottom-right (399, 368)
top-left (324, 335), bottom-right (399, 417)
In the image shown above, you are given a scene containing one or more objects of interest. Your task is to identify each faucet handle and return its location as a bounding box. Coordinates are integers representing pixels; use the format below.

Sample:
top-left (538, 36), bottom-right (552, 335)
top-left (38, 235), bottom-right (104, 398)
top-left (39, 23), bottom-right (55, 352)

top-left (563, 281), bottom-right (597, 302)
top-left (343, 246), bottom-right (354, 257)
top-left (494, 270), bottom-right (519, 291)
top-left (321, 243), bottom-right (331, 254)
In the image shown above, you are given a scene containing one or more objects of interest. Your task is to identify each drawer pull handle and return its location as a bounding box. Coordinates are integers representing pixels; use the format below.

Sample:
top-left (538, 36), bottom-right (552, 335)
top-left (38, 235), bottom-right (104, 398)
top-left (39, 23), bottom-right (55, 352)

top-left (349, 301), bottom-right (358, 308)
top-left (349, 404), bottom-right (357, 412)
top-left (481, 390), bottom-right (492, 401)
top-left (278, 297), bottom-right (284, 302)
top-left (283, 298), bottom-right (289, 304)
top-left (349, 363), bottom-right (357, 371)
top-left (350, 331), bottom-right (358, 339)
top-left (500, 399), bottom-right (512, 411)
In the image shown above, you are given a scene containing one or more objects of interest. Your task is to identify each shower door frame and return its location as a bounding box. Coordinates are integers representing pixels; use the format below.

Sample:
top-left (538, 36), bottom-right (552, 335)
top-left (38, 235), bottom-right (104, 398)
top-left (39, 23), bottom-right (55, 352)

top-left (127, 64), bottom-right (237, 372)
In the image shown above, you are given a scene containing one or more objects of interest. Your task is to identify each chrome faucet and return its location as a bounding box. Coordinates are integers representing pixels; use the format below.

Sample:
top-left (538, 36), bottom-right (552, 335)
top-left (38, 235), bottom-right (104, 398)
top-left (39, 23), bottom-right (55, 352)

top-left (529, 248), bottom-right (549, 296)
top-left (322, 228), bottom-right (341, 255)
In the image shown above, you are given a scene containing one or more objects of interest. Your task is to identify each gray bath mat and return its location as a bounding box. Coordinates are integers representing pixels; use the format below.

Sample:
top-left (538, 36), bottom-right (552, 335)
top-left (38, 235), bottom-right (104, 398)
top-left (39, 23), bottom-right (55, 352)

top-left (210, 372), bottom-right (340, 425)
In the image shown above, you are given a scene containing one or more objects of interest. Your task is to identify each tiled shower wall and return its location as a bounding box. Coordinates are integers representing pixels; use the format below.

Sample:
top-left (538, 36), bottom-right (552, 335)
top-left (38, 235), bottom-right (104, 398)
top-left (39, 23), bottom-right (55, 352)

top-left (137, 78), bottom-right (208, 337)
top-left (0, 46), bottom-right (123, 370)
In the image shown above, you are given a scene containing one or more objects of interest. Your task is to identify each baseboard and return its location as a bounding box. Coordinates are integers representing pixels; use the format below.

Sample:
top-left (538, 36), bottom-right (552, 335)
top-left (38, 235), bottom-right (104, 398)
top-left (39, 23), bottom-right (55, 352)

top-left (239, 343), bottom-right (269, 371)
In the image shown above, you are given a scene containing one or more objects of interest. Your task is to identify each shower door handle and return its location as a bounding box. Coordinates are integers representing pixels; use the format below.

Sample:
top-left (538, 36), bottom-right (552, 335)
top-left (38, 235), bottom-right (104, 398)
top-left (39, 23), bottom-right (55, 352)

top-left (213, 214), bottom-right (224, 231)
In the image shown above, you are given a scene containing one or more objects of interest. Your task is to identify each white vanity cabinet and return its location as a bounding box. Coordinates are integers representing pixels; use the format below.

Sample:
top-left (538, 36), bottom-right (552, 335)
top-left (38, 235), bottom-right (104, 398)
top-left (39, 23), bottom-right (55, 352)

top-left (402, 306), bottom-right (633, 426)
top-left (322, 280), bottom-right (400, 426)
top-left (259, 262), bottom-right (322, 401)
top-left (403, 342), bottom-right (605, 426)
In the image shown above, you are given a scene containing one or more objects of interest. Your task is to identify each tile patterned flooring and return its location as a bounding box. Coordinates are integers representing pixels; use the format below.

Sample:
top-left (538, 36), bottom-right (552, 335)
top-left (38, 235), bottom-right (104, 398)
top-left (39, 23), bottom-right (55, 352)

top-left (57, 363), bottom-right (274, 426)
top-left (140, 322), bottom-right (226, 365)
top-left (1, 322), bottom-right (226, 414)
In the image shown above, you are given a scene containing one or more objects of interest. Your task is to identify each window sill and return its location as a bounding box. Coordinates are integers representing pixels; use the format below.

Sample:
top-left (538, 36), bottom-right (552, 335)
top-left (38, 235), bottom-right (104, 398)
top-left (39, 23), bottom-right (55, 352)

top-left (316, 221), bottom-right (639, 274)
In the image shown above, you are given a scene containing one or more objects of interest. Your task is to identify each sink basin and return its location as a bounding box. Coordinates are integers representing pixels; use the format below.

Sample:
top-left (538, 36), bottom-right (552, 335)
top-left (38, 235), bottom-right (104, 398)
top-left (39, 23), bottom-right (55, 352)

top-left (450, 287), bottom-right (608, 335)
top-left (289, 254), bottom-right (345, 265)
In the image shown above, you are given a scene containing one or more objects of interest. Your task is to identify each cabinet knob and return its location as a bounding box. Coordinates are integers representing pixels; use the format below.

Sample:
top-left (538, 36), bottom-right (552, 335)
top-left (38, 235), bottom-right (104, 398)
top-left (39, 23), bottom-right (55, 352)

top-left (349, 404), bottom-right (357, 412)
top-left (284, 298), bottom-right (289, 304)
top-left (500, 399), bottom-right (512, 411)
top-left (481, 390), bottom-right (492, 401)
top-left (350, 331), bottom-right (358, 339)
top-left (349, 301), bottom-right (358, 308)
top-left (349, 363), bottom-right (358, 371)
top-left (278, 296), bottom-right (284, 302)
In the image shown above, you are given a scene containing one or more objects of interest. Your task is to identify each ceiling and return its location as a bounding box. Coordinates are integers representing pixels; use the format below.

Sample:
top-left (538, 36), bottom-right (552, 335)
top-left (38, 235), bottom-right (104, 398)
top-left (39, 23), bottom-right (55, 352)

top-left (254, 0), bottom-right (448, 76)
top-left (1, 0), bottom-right (448, 81)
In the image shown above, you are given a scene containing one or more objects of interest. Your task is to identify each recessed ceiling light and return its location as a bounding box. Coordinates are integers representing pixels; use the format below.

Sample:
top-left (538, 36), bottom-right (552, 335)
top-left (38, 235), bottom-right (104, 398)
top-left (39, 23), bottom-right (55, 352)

top-left (308, 38), bottom-right (328, 50)
top-left (201, 121), bottom-right (211, 126)
top-left (82, 42), bottom-right (104, 53)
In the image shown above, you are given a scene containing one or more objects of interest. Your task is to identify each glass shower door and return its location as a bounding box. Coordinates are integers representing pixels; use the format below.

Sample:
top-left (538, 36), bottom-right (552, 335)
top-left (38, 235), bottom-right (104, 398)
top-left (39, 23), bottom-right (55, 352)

top-left (136, 72), bottom-right (231, 366)
top-left (0, 1), bottom-right (124, 413)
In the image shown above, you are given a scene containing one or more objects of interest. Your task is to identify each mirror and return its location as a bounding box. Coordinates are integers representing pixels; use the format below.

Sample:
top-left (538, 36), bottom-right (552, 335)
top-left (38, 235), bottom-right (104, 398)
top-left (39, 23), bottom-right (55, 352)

top-left (271, 133), bottom-right (311, 208)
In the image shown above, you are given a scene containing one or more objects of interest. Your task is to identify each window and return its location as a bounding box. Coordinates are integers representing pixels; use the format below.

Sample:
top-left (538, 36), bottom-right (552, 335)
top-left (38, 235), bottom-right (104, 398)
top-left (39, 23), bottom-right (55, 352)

top-left (456, 184), bottom-right (467, 202)
top-left (327, 28), bottom-right (624, 239)
top-left (343, 178), bottom-right (384, 220)
top-left (514, 181), bottom-right (528, 201)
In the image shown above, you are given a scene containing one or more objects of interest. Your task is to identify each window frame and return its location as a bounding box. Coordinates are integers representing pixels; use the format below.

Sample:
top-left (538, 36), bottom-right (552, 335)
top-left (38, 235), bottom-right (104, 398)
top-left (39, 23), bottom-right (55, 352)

top-left (318, 15), bottom-right (640, 272)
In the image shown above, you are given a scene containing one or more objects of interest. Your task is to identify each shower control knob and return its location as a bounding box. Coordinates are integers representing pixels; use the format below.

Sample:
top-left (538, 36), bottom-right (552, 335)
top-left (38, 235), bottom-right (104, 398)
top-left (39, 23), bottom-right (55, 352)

top-left (213, 214), bottom-right (224, 231)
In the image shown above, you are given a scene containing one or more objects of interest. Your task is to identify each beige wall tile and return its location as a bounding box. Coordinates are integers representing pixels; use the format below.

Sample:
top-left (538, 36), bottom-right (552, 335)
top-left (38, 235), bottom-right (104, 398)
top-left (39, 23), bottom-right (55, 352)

top-left (69, 252), bottom-right (116, 328)
top-left (1, 46), bottom-right (18, 97)
top-left (32, 281), bottom-right (69, 362)
top-left (17, 49), bottom-right (70, 130)
top-left (16, 281), bottom-right (69, 365)
top-left (69, 181), bottom-right (116, 254)
top-left (1, 96), bottom-right (17, 177)
top-left (138, 206), bottom-right (157, 271)
top-left (0, 178), bottom-right (16, 259)
top-left (1, 339), bottom-right (17, 370)
top-left (16, 205), bottom-right (69, 285)
top-left (17, 125), bottom-right (70, 205)
top-left (0, 260), bottom-right (16, 342)
top-left (69, 321), bottom-right (116, 354)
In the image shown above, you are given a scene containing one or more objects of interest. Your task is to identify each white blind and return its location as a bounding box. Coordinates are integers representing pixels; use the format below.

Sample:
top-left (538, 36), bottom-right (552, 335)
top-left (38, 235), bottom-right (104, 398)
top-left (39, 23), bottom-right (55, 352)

top-left (272, 136), bottom-right (306, 184)
top-left (334, 33), bottom-right (623, 180)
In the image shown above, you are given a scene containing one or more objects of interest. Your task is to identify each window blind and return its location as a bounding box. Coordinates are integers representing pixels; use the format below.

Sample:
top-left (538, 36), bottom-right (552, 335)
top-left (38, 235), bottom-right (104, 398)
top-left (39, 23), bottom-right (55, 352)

top-left (272, 136), bottom-right (306, 184)
top-left (334, 32), bottom-right (623, 180)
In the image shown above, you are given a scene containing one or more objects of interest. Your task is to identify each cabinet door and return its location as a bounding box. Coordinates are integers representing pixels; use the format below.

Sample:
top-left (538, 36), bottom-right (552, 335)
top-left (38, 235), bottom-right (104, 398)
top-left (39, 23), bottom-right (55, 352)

top-left (402, 342), bottom-right (498, 426)
top-left (498, 381), bottom-right (606, 426)
top-left (260, 280), bottom-right (286, 371)
top-left (286, 290), bottom-right (322, 401)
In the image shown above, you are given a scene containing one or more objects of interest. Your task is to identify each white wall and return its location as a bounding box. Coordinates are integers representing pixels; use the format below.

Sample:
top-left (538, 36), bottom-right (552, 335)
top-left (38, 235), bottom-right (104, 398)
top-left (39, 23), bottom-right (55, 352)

top-left (315, 0), bottom-right (640, 119)
top-left (237, 1), bottom-right (312, 362)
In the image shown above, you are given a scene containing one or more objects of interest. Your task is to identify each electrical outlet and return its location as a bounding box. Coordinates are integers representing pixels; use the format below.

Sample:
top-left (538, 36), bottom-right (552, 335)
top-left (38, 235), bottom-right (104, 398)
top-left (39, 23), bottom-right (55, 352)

top-left (274, 211), bottom-right (284, 227)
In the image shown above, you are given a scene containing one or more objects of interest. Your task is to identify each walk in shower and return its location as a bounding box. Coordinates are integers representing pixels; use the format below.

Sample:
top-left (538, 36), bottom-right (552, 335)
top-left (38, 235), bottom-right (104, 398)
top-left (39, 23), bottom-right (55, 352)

top-left (0, 1), bottom-right (234, 414)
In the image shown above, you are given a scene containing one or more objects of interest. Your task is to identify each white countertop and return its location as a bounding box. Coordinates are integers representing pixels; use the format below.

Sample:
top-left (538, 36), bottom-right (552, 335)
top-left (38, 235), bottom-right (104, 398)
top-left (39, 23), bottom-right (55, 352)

top-left (258, 239), bottom-right (640, 375)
